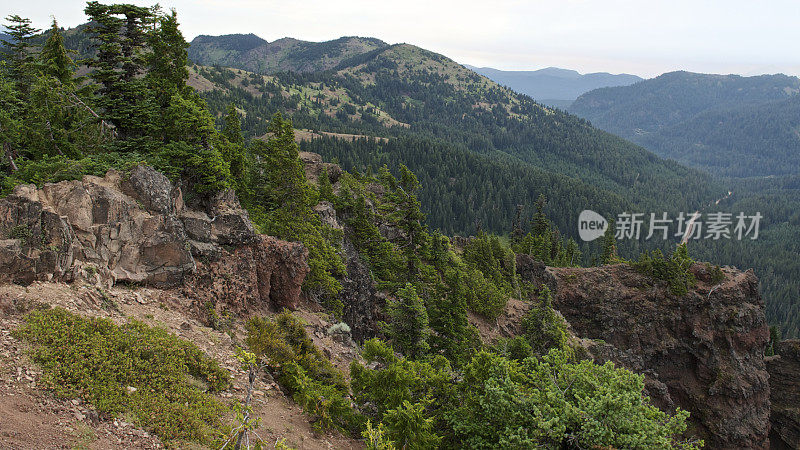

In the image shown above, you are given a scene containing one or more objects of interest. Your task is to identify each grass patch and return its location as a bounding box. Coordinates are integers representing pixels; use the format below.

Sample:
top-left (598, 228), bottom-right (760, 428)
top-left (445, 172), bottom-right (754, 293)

top-left (14, 307), bottom-right (231, 446)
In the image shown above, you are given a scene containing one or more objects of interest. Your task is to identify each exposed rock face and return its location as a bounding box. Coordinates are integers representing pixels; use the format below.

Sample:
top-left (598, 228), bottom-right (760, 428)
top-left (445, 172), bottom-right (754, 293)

top-left (550, 263), bottom-right (770, 449)
top-left (0, 167), bottom-right (308, 312)
top-left (340, 238), bottom-right (386, 342)
top-left (767, 340), bottom-right (800, 449)
top-left (299, 151), bottom-right (342, 184)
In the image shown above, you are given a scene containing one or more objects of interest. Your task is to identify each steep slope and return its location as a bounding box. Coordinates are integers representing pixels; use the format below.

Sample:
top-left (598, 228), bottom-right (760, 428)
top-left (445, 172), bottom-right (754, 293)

top-left (550, 263), bottom-right (770, 449)
top-left (466, 65), bottom-right (641, 108)
top-left (188, 34), bottom-right (387, 74)
top-left (767, 340), bottom-right (800, 449)
top-left (569, 71), bottom-right (800, 177)
top-left (193, 43), bottom-right (721, 239)
top-left (636, 95), bottom-right (800, 177)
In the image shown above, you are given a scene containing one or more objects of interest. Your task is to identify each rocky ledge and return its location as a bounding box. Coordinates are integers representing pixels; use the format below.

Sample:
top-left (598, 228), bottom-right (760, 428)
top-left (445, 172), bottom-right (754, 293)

top-left (0, 166), bottom-right (309, 313)
top-left (548, 263), bottom-right (770, 449)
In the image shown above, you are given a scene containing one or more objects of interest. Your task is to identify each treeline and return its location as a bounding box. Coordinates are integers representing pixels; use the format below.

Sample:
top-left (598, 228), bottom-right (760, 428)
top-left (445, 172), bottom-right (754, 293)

top-left (0, 4), bottom-right (233, 195)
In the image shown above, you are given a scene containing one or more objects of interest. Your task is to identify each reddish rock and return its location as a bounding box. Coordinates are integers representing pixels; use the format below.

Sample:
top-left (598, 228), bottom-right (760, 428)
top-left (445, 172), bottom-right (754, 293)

top-left (550, 263), bottom-right (770, 449)
top-left (183, 235), bottom-right (309, 316)
top-left (767, 340), bottom-right (800, 449)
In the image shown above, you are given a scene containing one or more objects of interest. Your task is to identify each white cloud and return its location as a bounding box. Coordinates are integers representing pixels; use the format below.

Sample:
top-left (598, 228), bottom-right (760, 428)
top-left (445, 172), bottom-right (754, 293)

top-left (4, 0), bottom-right (799, 77)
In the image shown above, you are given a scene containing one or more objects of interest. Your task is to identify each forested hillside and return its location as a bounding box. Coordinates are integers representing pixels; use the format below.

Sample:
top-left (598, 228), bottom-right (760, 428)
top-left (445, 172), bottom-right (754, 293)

top-left (569, 71), bottom-right (800, 177)
top-left (568, 70), bottom-right (800, 337)
top-left (189, 45), bottom-right (721, 238)
top-left (6, 15), bottom-right (798, 340)
top-left (0, 5), bottom-right (710, 448)
top-left (636, 95), bottom-right (800, 177)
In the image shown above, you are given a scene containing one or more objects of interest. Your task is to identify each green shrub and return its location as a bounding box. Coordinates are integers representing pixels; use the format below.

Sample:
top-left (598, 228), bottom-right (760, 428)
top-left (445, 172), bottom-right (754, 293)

top-left (246, 311), bottom-right (345, 390)
top-left (245, 312), bottom-right (359, 432)
top-left (631, 243), bottom-right (696, 296)
top-left (1, 153), bottom-right (148, 195)
top-left (448, 349), bottom-right (701, 449)
top-left (520, 285), bottom-right (568, 355)
top-left (14, 307), bottom-right (230, 446)
top-left (363, 420), bottom-right (397, 450)
top-left (381, 399), bottom-right (442, 449)
top-left (350, 339), bottom-right (455, 422)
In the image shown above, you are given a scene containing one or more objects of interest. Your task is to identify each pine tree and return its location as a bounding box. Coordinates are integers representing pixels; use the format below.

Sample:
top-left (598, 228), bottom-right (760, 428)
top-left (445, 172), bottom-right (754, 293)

top-left (318, 166), bottom-right (334, 203)
top-left (532, 193), bottom-right (549, 237)
top-left (40, 19), bottom-right (75, 85)
top-left (380, 165), bottom-right (426, 281)
top-left (220, 104), bottom-right (246, 182)
top-left (146, 8), bottom-right (190, 109)
top-left (84, 2), bottom-right (155, 144)
top-left (0, 68), bottom-right (21, 171)
top-left (384, 283), bottom-right (430, 358)
top-left (601, 218), bottom-right (618, 265)
top-left (1, 15), bottom-right (40, 93)
top-left (510, 204), bottom-right (524, 244)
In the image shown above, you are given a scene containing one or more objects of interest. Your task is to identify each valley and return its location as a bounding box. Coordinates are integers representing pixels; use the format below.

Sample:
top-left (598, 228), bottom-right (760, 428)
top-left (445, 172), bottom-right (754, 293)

top-left (0, 4), bottom-right (798, 449)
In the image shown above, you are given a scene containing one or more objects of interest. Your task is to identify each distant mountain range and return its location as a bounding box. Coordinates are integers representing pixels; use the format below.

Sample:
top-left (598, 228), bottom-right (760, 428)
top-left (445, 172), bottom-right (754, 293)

top-left (569, 71), bottom-right (800, 177)
top-left (464, 65), bottom-right (642, 108)
top-left (188, 34), bottom-right (387, 73)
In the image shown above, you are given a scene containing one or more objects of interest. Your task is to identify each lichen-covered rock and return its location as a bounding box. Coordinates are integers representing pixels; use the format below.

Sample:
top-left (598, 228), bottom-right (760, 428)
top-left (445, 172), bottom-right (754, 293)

top-left (299, 151), bottom-right (342, 184)
top-left (183, 235), bottom-right (309, 315)
top-left (340, 238), bottom-right (385, 342)
top-left (550, 263), bottom-right (770, 449)
top-left (767, 340), bottom-right (800, 449)
top-left (0, 166), bottom-right (309, 313)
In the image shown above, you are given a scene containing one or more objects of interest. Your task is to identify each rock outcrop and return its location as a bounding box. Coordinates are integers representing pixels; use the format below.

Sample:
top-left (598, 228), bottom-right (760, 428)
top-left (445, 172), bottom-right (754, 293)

top-left (0, 166), bottom-right (308, 312)
top-left (550, 263), bottom-right (770, 449)
top-left (767, 340), bottom-right (800, 449)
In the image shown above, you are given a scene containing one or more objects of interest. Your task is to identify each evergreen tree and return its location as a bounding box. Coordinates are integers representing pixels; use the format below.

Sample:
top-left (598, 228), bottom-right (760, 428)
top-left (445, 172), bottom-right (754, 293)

top-left (318, 166), bottom-right (334, 203)
top-left (84, 2), bottom-right (155, 144)
top-left (384, 283), bottom-right (430, 358)
top-left (601, 218), bottom-right (618, 265)
top-left (1, 15), bottom-right (40, 93)
top-left (510, 204), bottom-right (524, 245)
top-left (220, 104), bottom-right (246, 182)
top-left (532, 193), bottom-right (549, 237)
top-left (380, 165), bottom-right (426, 281)
top-left (146, 8), bottom-right (190, 109)
top-left (40, 19), bottom-right (75, 85)
top-left (0, 67), bottom-right (21, 171)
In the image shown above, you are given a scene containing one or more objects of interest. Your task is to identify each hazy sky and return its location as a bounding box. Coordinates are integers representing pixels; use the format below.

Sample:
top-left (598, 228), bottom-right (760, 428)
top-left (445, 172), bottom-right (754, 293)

top-left (4, 0), bottom-right (800, 78)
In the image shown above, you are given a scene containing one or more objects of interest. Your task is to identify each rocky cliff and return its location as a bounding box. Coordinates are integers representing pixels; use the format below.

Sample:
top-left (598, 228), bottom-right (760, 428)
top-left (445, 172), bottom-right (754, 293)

top-left (767, 340), bottom-right (800, 449)
top-left (548, 263), bottom-right (770, 449)
top-left (0, 166), bottom-right (309, 314)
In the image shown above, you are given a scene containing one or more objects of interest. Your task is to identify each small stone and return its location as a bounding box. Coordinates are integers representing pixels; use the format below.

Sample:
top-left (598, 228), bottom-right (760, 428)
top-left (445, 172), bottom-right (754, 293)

top-left (126, 386), bottom-right (137, 394)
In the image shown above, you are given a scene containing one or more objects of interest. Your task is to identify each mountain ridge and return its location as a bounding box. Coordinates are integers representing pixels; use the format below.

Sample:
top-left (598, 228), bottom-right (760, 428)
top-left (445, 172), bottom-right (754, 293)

top-left (465, 64), bottom-right (642, 108)
top-left (188, 33), bottom-right (388, 73)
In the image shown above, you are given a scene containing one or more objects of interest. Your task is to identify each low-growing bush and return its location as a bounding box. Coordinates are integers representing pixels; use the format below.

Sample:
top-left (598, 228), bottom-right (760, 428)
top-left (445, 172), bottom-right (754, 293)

top-left (631, 243), bottom-right (697, 296)
top-left (448, 349), bottom-right (701, 449)
top-left (520, 285), bottom-right (569, 355)
top-left (14, 307), bottom-right (230, 446)
top-left (245, 311), bottom-right (360, 433)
